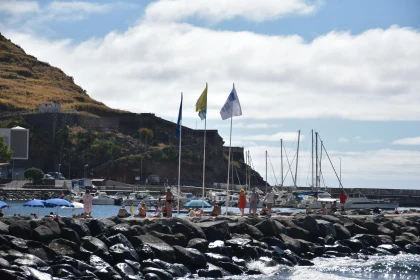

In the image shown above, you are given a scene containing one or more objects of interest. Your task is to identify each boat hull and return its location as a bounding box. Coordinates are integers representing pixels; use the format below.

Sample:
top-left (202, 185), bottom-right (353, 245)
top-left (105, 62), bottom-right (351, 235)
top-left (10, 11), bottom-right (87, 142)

top-left (349, 202), bottom-right (399, 210)
top-left (92, 198), bottom-right (115, 205)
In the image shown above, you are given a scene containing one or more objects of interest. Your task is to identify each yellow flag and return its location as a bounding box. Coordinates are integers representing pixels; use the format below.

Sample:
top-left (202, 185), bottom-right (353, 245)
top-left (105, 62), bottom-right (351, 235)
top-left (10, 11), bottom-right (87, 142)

top-left (195, 83), bottom-right (207, 120)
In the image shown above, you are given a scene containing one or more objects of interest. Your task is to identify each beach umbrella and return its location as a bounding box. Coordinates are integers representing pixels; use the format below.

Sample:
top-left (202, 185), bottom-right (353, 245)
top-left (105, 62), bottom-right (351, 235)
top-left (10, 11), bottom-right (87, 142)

top-left (0, 201), bottom-right (9, 209)
top-left (184, 200), bottom-right (212, 209)
top-left (23, 199), bottom-right (45, 216)
top-left (43, 198), bottom-right (74, 208)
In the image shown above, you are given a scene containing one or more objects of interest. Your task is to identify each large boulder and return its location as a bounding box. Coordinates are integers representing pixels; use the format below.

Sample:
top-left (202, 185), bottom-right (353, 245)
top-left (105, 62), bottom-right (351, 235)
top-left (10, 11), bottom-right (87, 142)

top-left (149, 231), bottom-right (187, 247)
top-left (255, 219), bottom-right (287, 237)
top-left (316, 220), bottom-right (336, 238)
top-left (30, 218), bottom-right (61, 237)
top-left (32, 225), bottom-right (55, 243)
top-left (204, 253), bottom-right (231, 265)
top-left (13, 253), bottom-right (48, 268)
top-left (9, 220), bottom-right (32, 240)
top-left (161, 217), bottom-right (206, 240)
top-left (66, 219), bottom-right (91, 237)
top-left (137, 234), bottom-right (175, 263)
top-left (173, 246), bottom-right (207, 269)
top-left (228, 222), bottom-right (264, 239)
top-left (0, 222), bottom-right (9, 235)
top-left (279, 234), bottom-right (303, 254)
top-left (198, 220), bottom-right (231, 241)
top-left (89, 219), bottom-right (116, 237)
top-left (395, 233), bottom-right (419, 247)
top-left (26, 240), bottom-right (58, 262)
top-left (187, 238), bottom-right (209, 253)
top-left (48, 238), bottom-right (79, 258)
top-left (401, 226), bottom-right (419, 236)
top-left (61, 227), bottom-right (80, 245)
top-left (142, 267), bottom-right (173, 280)
top-left (344, 221), bottom-right (369, 235)
top-left (334, 223), bottom-right (351, 240)
top-left (109, 223), bottom-right (133, 238)
top-left (109, 243), bottom-right (140, 263)
top-left (81, 236), bottom-right (112, 263)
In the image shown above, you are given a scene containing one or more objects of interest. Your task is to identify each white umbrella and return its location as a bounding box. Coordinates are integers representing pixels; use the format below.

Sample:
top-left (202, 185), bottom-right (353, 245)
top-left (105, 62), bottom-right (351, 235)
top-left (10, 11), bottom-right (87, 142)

top-left (61, 201), bottom-right (84, 210)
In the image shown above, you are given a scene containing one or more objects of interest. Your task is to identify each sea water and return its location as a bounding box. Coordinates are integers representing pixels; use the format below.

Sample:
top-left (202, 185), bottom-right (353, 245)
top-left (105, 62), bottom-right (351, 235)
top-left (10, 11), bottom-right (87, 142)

top-left (3, 201), bottom-right (420, 280)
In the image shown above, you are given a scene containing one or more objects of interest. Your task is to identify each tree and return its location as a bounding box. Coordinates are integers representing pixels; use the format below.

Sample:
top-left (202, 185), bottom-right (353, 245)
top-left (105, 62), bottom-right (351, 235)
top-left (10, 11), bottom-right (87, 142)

top-left (138, 128), bottom-right (154, 146)
top-left (0, 136), bottom-right (13, 163)
top-left (24, 167), bottom-right (44, 185)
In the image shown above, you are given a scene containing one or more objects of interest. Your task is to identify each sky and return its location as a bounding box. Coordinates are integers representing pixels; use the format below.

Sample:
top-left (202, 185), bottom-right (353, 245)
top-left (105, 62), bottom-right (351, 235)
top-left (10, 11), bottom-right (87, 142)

top-left (1, 0), bottom-right (420, 189)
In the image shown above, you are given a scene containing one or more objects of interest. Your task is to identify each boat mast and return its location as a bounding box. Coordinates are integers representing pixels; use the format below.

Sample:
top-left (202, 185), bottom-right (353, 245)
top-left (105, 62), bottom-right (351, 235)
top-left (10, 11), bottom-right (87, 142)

top-left (311, 130), bottom-right (314, 189)
top-left (294, 130), bottom-right (300, 188)
top-left (265, 150), bottom-right (268, 193)
top-left (280, 139), bottom-right (283, 189)
top-left (245, 150), bottom-right (248, 191)
top-left (315, 131), bottom-right (318, 190)
top-left (320, 140), bottom-right (323, 189)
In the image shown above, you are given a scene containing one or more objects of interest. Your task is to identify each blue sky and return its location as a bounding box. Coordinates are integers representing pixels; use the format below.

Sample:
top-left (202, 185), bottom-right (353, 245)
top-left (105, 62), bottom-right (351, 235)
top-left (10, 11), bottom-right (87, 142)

top-left (1, 0), bottom-right (419, 189)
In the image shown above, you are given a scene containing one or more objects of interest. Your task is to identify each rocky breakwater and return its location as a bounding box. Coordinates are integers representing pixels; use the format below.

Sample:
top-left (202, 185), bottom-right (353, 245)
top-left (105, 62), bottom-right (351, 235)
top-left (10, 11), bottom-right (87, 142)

top-left (0, 214), bottom-right (420, 279)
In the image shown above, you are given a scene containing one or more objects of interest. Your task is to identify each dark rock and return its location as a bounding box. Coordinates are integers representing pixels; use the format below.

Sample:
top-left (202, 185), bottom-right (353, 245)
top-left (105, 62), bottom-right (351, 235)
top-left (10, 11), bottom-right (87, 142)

top-left (130, 225), bottom-right (145, 236)
top-left (149, 231), bottom-right (187, 247)
top-left (110, 224), bottom-right (133, 238)
top-left (30, 219), bottom-right (61, 237)
top-left (405, 244), bottom-right (420, 254)
top-left (298, 259), bottom-right (314, 266)
top-left (0, 257), bottom-right (10, 269)
top-left (142, 259), bottom-right (162, 269)
top-left (344, 221), bottom-right (369, 234)
top-left (26, 266), bottom-right (53, 280)
top-left (109, 243), bottom-right (140, 263)
top-left (228, 222), bottom-right (264, 239)
top-left (242, 217), bottom-right (263, 226)
top-left (252, 239), bottom-right (268, 249)
top-left (81, 236), bottom-right (112, 262)
top-left (235, 245), bottom-right (259, 260)
top-left (324, 251), bottom-right (347, 258)
top-left (333, 223), bottom-right (351, 240)
top-left (144, 273), bottom-right (161, 280)
top-left (205, 253), bottom-right (231, 264)
top-left (338, 239), bottom-right (364, 252)
top-left (395, 233), bottom-right (419, 247)
top-left (0, 222), bottom-right (9, 234)
top-left (208, 240), bottom-right (232, 257)
top-left (216, 261), bottom-right (243, 275)
top-left (280, 234), bottom-right (303, 254)
top-left (255, 219), bottom-right (287, 237)
top-left (324, 235), bottom-right (335, 245)
top-left (143, 223), bottom-right (171, 235)
top-left (377, 235), bottom-right (394, 245)
top-left (135, 244), bottom-right (155, 260)
top-left (52, 255), bottom-right (95, 273)
top-left (187, 238), bottom-right (208, 253)
top-left (377, 244), bottom-right (401, 254)
top-left (401, 226), bottom-right (418, 235)
top-left (9, 220), bottom-right (32, 240)
top-left (163, 218), bottom-right (206, 240)
top-left (94, 266), bottom-right (123, 280)
top-left (114, 263), bottom-right (136, 277)
top-left (173, 245), bottom-right (207, 268)
top-left (197, 268), bottom-right (223, 278)
top-left (109, 233), bottom-right (133, 247)
top-left (51, 264), bottom-right (82, 277)
top-left (314, 215), bottom-right (342, 224)
top-left (49, 238), bottom-right (79, 258)
top-left (152, 259), bottom-right (183, 277)
top-left (0, 269), bottom-right (27, 280)
top-left (8, 237), bottom-right (29, 252)
top-left (61, 227), bottom-right (81, 245)
top-left (351, 234), bottom-right (381, 247)
top-left (298, 216), bottom-right (321, 237)
top-left (225, 238), bottom-right (252, 249)
top-left (392, 217), bottom-right (408, 227)
top-left (198, 220), bottom-right (231, 241)
top-left (26, 240), bottom-right (58, 262)
top-left (232, 256), bottom-right (246, 267)
top-left (13, 253), bottom-right (48, 268)
top-left (32, 225), bottom-right (55, 244)
top-left (137, 235), bottom-right (175, 263)
top-left (66, 219), bottom-right (91, 237)
top-left (142, 267), bottom-right (173, 280)
top-left (89, 255), bottom-right (112, 271)
top-left (89, 219), bottom-right (116, 237)
top-left (324, 244), bottom-right (351, 254)
top-left (316, 220), bottom-right (336, 238)
top-left (374, 247), bottom-right (394, 256)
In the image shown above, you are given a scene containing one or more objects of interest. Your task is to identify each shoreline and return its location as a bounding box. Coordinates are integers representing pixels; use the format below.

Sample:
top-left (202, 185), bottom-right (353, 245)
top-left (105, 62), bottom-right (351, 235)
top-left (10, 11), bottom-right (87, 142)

top-left (0, 213), bottom-right (419, 279)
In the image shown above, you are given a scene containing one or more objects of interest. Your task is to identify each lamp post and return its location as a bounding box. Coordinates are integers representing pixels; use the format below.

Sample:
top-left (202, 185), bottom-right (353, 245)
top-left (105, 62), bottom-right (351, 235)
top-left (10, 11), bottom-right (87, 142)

top-left (84, 164), bottom-right (88, 178)
top-left (58, 164), bottom-right (61, 178)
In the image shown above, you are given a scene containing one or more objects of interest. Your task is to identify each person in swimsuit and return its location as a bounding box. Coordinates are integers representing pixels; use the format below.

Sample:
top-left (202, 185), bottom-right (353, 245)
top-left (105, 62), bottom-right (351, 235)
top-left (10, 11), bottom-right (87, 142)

top-left (166, 188), bottom-right (174, 218)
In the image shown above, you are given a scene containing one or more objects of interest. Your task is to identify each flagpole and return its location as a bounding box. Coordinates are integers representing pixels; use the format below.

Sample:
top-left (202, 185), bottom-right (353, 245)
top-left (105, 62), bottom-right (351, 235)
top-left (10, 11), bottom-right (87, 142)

top-left (225, 84), bottom-right (234, 216)
top-left (202, 115), bottom-right (207, 212)
top-left (177, 93), bottom-right (182, 215)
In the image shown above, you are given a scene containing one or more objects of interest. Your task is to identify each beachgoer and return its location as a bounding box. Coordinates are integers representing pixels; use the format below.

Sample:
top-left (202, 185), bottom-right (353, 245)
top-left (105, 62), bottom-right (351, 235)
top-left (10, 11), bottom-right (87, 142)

top-left (189, 209), bottom-right (196, 217)
top-left (153, 203), bottom-right (161, 217)
top-left (238, 189), bottom-right (246, 217)
top-left (249, 188), bottom-right (259, 216)
top-left (331, 201), bottom-right (338, 213)
top-left (82, 189), bottom-right (93, 217)
top-left (166, 188), bottom-right (174, 218)
top-left (130, 201), bottom-right (135, 215)
top-left (340, 191), bottom-right (347, 212)
top-left (321, 203), bottom-right (327, 215)
top-left (117, 206), bottom-right (130, 218)
top-left (306, 205), bottom-right (313, 214)
top-left (162, 205), bottom-right (167, 217)
top-left (210, 205), bottom-right (221, 217)
top-left (394, 208), bottom-right (399, 214)
top-left (263, 188), bottom-right (275, 216)
top-left (0, 209), bottom-right (3, 217)
top-left (137, 202), bottom-right (148, 218)
top-left (259, 204), bottom-right (269, 216)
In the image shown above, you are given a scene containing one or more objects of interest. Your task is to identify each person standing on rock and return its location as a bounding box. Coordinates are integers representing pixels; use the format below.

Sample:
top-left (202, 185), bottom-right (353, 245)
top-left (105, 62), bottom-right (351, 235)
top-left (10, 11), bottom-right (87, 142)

top-left (82, 189), bottom-right (93, 217)
top-left (340, 190), bottom-right (347, 212)
top-left (166, 187), bottom-right (174, 218)
top-left (263, 188), bottom-right (274, 217)
top-left (249, 188), bottom-right (259, 216)
top-left (238, 189), bottom-right (246, 217)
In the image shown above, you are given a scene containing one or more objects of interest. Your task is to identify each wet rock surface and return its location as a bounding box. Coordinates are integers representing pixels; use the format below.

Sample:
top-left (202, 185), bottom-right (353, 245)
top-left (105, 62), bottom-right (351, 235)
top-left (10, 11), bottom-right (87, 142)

top-left (0, 213), bottom-right (418, 278)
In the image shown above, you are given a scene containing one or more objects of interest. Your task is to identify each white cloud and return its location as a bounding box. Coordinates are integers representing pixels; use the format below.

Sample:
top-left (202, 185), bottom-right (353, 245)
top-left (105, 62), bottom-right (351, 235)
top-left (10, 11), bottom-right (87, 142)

top-left (4, 24), bottom-right (419, 121)
top-left (144, 0), bottom-right (320, 23)
top-left (393, 136), bottom-right (420, 145)
top-left (243, 132), bottom-right (303, 142)
top-left (47, 1), bottom-right (111, 15)
top-left (0, 1), bottom-right (39, 15)
top-left (219, 122), bottom-right (282, 129)
top-left (351, 136), bottom-right (382, 144)
top-left (338, 137), bottom-right (348, 143)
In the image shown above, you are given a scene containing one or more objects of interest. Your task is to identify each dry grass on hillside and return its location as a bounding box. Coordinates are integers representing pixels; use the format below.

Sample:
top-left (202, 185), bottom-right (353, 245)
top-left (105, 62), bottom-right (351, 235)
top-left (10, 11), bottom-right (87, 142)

top-left (0, 33), bottom-right (124, 116)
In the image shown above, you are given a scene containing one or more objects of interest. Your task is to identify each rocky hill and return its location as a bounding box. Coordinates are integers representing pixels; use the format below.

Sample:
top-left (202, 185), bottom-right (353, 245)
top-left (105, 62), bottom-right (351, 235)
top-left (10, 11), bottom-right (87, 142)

top-left (0, 33), bottom-right (267, 188)
top-left (0, 32), bottom-right (122, 116)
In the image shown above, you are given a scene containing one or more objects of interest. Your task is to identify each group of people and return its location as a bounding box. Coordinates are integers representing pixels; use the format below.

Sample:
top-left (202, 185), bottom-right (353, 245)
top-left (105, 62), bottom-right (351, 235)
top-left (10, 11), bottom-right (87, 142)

top-left (238, 187), bottom-right (275, 217)
top-left (306, 191), bottom-right (348, 214)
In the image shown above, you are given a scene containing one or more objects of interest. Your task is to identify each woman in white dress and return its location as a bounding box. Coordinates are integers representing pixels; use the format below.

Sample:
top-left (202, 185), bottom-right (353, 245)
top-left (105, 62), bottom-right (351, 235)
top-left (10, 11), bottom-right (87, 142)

top-left (82, 190), bottom-right (93, 217)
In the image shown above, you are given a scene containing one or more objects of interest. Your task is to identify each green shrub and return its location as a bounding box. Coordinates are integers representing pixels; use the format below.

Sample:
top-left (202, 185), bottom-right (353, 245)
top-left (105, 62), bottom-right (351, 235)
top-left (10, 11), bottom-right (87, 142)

top-left (24, 167), bottom-right (44, 184)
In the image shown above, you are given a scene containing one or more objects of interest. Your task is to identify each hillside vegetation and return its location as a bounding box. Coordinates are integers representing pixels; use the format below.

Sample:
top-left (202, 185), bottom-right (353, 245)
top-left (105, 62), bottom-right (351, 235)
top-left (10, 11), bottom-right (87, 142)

top-left (0, 33), bottom-right (123, 116)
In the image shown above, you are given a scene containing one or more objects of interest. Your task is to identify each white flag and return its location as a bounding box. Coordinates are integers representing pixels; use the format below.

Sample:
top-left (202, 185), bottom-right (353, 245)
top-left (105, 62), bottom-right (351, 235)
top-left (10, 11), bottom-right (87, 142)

top-left (220, 85), bottom-right (242, 120)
